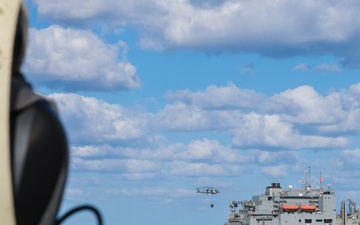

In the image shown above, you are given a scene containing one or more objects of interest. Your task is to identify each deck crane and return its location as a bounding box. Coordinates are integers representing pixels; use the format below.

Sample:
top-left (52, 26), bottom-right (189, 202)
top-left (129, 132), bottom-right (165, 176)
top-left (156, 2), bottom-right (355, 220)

top-left (348, 197), bottom-right (358, 213)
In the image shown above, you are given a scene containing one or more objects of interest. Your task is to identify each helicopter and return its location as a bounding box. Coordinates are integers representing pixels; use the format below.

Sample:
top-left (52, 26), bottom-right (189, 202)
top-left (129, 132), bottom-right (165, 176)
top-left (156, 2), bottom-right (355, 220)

top-left (197, 187), bottom-right (220, 195)
top-left (197, 187), bottom-right (220, 208)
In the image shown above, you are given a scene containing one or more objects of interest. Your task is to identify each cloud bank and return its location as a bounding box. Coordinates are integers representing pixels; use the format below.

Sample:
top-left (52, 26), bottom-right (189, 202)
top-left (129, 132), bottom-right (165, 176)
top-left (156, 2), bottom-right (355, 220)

top-left (44, 82), bottom-right (360, 181)
top-left (33, 0), bottom-right (360, 65)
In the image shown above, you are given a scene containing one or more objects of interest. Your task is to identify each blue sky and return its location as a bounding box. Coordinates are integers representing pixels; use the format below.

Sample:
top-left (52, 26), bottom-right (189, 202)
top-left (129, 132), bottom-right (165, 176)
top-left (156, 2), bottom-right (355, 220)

top-left (22, 1), bottom-right (360, 225)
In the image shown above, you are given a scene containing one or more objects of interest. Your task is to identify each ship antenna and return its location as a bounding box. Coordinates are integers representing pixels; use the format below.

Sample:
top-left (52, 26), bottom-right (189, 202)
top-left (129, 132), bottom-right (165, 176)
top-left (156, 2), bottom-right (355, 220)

top-left (301, 170), bottom-right (307, 190)
top-left (306, 166), bottom-right (311, 191)
top-left (319, 169), bottom-right (323, 192)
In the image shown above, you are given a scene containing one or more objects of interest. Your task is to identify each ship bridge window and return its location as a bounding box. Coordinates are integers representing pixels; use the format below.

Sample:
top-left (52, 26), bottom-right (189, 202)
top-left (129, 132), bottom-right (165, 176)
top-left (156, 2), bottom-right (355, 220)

top-left (324, 219), bottom-right (332, 223)
top-left (316, 219), bottom-right (323, 222)
top-left (305, 219), bottom-right (312, 223)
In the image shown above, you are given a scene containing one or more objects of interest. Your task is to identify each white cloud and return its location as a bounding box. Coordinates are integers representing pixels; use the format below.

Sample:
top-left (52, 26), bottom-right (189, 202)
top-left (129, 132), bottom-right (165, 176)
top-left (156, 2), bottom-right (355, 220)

top-left (315, 85), bottom-right (360, 134)
top-left (159, 84), bottom-right (354, 149)
top-left (25, 25), bottom-right (140, 91)
top-left (155, 102), bottom-right (212, 131)
top-left (54, 81), bottom-right (360, 177)
top-left (33, 0), bottom-right (360, 62)
top-left (240, 63), bottom-right (256, 74)
top-left (163, 161), bottom-right (245, 176)
top-left (292, 63), bottom-right (340, 73)
top-left (48, 93), bottom-right (150, 144)
top-left (178, 139), bottom-right (246, 163)
top-left (165, 83), bottom-right (264, 109)
top-left (103, 187), bottom-right (195, 199)
top-left (249, 150), bottom-right (298, 164)
top-left (261, 165), bottom-right (289, 178)
top-left (72, 157), bottom-right (159, 173)
top-left (69, 177), bottom-right (102, 186)
top-left (292, 63), bottom-right (309, 72)
top-left (68, 138), bottom-right (250, 177)
top-left (231, 112), bottom-right (348, 149)
top-left (64, 188), bottom-right (90, 202)
top-left (70, 139), bottom-right (248, 176)
top-left (340, 149), bottom-right (360, 167)
top-left (118, 173), bottom-right (157, 180)
top-left (72, 145), bottom-right (110, 157)
top-left (274, 85), bottom-right (344, 124)
top-left (69, 145), bottom-right (237, 177)
top-left (49, 82), bottom-right (360, 151)
top-left (163, 84), bottom-right (344, 126)
top-left (32, 84), bottom-right (360, 179)
top-left (312, 63), bottom-right (341, 73)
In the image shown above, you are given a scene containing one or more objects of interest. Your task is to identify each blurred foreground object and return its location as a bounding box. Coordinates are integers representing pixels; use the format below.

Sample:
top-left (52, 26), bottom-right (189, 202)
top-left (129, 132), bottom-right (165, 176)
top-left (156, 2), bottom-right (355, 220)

top-left (1, 1), bottom-right (69, 224)
top-left (0, 1), bottom-right (23, 224)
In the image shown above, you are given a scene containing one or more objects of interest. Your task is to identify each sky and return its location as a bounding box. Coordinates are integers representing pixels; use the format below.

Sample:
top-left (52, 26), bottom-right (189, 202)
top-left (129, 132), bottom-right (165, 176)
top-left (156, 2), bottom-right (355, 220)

top-left (21, 1), bottom-right (360, 225)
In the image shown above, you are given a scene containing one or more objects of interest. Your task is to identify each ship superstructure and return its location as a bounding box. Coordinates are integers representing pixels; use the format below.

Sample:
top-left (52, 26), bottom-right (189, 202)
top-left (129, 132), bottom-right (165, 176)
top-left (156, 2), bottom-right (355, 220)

top-left (224, 169), bottom-right (360, 225)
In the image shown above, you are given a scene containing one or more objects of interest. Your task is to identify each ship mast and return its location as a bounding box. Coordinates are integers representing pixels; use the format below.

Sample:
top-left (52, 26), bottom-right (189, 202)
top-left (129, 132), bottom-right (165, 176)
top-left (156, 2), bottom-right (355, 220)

top-left (305, 166), bottom-right (311, 191)
top-left (319, 169), bottom-right (323, 192)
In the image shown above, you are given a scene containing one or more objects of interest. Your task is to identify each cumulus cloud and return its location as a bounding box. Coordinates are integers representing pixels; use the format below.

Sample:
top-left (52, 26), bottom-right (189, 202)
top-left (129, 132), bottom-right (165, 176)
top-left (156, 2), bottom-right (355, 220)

top-left (339, 149), bottom-right (360, 167)
top-left (72, 157), bottom-right (159, 173)
top-left (34, 0), bottom-right (360, 64)
top-left (273, 85), bottom-right (344, 124)
top-left (72, 145), bottom-right (111, 158)
top-left (155, 103), bottom-right (211, 131)
top-left (50, 83), bottom-right (360, 151)
top-left (178, 139), bottom-right (246, 163)
top-left (40, 83), bottom-right (360, 179)
top-left (47, 82), bottom-right (360, 152)
top-left (48, 93), bottom-right (150, 144)
top-left (249, 150), bottom-right (298, 165)
top-left (25, 25), bottom-right (140, 91)
top-left (315, 84), bottom-right (360, 135)
top-left (162, 161), bottom-right (245, 176)
top-left (104, 187), bottom-right (195, 198)
top-left (69, 139), bottom-right (248, 177)
top-left (231, 112), bottom-right (348, 149)
top-left (158, 83), bottom-right (355, 149)
top-left (165, 83), bottom-right (264, 110)
top-left (261, 165), bottom-right (289, 178)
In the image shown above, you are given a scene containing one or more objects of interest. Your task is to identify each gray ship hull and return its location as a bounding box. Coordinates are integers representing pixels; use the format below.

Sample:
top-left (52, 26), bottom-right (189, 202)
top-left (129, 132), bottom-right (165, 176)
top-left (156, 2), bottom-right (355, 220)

top-left (224, 182), bottom-right (360, 225)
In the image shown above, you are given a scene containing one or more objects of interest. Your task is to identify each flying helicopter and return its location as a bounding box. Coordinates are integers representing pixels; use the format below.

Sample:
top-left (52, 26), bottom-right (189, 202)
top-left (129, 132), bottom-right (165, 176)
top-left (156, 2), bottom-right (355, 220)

top-left (197, 187), bottom-right (220, 195)
top-left (197, 187), bottom-right (220, 208)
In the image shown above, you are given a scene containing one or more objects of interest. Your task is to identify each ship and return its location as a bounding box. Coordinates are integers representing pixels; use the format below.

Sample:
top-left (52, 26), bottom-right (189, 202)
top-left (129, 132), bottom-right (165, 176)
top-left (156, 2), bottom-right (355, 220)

top-left (224, 169), bottom-right (360, 225)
